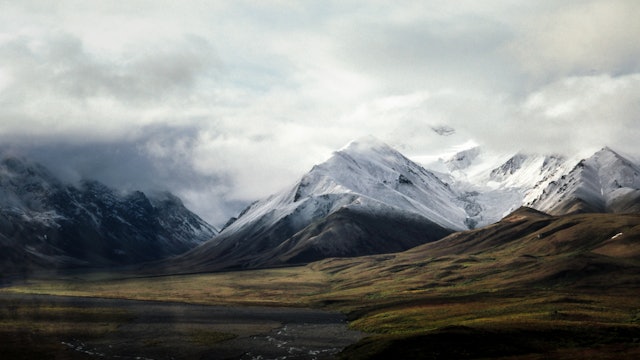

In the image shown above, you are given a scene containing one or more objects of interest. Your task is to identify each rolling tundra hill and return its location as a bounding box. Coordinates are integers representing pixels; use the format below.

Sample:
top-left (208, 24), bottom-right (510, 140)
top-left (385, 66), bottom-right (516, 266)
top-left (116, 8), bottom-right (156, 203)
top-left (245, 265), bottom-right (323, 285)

top-left (314, 206), bottom-right (640, 296)
top-left (311, 206), bottom-right (640, 359)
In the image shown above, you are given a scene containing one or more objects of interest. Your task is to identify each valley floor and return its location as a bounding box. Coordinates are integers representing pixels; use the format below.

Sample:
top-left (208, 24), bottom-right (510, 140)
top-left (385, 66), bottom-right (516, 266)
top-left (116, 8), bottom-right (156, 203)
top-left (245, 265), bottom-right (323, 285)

top-left (0, 292), bottom-right (362, 360)
top-left (2, 265), bottom-right (640, 359)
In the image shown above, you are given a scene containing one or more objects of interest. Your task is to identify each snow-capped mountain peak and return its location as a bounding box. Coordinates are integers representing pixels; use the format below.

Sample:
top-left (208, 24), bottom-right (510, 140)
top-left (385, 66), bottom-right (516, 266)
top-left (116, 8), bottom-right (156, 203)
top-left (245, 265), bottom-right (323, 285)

top-left (271, 136), bottom-right (467, 231)
top-left (175, 138), bottom-right (468, 272)
top-left (528, 146), bottom-right (640, 214)
top-left (427, 146), bottom-right (576, 228)
top-left (338, 134), bottom-right (394, 152)
top-left (445, 146), bottom-right (481, 172)
top-left (588, 147), bottom-right (640, 191)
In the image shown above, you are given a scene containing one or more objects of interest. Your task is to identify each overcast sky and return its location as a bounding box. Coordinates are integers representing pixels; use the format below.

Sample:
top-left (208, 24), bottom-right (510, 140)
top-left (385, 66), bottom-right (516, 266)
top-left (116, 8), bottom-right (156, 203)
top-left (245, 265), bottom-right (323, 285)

top-left (1, 1), bottom-right (639, 226)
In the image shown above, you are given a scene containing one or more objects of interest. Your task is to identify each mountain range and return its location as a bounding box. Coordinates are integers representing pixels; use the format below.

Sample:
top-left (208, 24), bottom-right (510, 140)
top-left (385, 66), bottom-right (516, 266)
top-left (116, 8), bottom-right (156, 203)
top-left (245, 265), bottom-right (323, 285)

top-left (163, 137), bottom-right (640, 273)
top-left (2, 138), bottom-right (639, 277)
top-left (0, 155), bottom-right (217, 277)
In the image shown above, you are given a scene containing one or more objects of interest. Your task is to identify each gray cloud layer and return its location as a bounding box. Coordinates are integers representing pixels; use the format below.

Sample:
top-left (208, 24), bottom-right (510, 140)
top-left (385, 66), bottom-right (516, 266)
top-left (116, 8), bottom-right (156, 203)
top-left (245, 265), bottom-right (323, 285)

top-left (1, 0), bottom-right (639, 225)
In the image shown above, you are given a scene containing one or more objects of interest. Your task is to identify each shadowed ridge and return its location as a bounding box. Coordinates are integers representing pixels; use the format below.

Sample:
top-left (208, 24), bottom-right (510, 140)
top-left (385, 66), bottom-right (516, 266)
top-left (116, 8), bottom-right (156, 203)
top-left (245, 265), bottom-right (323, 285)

top-left (254, 206), bottom-right (453, 266)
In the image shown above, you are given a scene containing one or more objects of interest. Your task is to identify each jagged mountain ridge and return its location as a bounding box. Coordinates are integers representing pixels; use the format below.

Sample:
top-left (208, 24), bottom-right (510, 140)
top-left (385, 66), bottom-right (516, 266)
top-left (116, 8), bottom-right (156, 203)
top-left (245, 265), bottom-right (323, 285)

top-left (435, 144), bottom-right (640, 226)
top-left (528, 147), bottom-right (640, 214)
top-left (0, 155), bottom-right (217, 276)
top-left (435, 146), bottom-right (575, 228)
top-left (165, 137), bottom-right (461, 272)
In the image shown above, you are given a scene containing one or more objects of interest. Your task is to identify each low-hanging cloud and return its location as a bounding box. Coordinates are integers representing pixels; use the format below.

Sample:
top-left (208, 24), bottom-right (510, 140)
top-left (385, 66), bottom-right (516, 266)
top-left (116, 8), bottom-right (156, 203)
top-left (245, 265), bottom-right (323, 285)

top-left (0, 125), bottom-right (246, 227)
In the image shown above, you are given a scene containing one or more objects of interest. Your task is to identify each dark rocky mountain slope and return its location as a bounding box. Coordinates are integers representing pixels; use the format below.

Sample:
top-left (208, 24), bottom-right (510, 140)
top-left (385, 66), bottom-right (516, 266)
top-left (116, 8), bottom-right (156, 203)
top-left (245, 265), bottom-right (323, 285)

top-left (0, 156), bottom-right (216, 277)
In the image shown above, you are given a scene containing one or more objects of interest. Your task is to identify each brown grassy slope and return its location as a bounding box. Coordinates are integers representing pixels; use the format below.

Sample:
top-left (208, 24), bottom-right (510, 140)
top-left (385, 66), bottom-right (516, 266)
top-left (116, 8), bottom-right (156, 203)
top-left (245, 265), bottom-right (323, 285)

top-left (316, 207), bottom-right (640, 359)
top-left (312, 207), bottom-right (640, 301)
